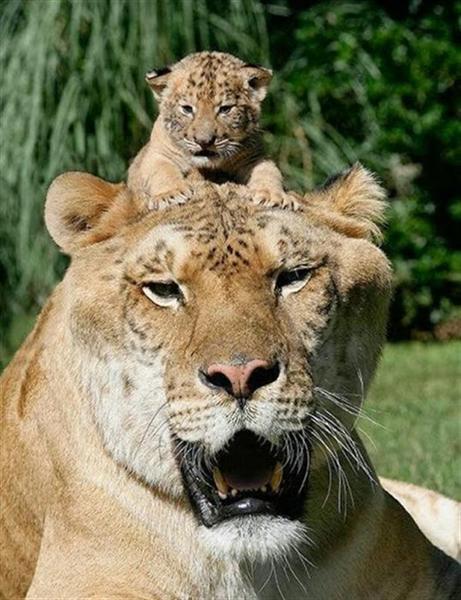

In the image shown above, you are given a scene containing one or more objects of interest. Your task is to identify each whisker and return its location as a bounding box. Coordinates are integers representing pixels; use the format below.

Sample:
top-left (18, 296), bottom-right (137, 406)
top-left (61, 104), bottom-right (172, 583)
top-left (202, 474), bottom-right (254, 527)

top-left (292, 543), bottom-right (315, 573)
top-left (272, 559), bottom-right (287, 600)
top-left (357, 425), bottom-right (377, 450)
top-left (283, 553), bottom-right (308, 595)
top-left (321, 409), bottom-right (376, 485)
top-left (132, 400), bottom-right (169, 461)
top-left (257, 560), bottom-right (274, 595)
top-left (314, 386), bottom-right (381, 427)
top-left (309, 422), bottom-right (352, 514)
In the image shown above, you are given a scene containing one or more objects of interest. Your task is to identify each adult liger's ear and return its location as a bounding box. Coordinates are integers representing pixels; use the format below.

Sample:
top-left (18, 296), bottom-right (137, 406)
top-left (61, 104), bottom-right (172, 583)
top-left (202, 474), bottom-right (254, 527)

top-left (145, 66), bottom-right (172, 100)
top-left (241, 63), bottom-right (273, 101)
top-left (45, 172), bottom-right (135, 254)
top-left (306, 163), bottom-right (387, 243)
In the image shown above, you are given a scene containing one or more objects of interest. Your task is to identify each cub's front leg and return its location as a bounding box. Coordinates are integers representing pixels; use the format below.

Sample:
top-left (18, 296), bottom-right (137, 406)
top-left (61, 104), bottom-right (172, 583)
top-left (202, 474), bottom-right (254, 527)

top-left (246, 159), bottom-right (300, 210)
top-left (128, 145), bottom-right (191, 210)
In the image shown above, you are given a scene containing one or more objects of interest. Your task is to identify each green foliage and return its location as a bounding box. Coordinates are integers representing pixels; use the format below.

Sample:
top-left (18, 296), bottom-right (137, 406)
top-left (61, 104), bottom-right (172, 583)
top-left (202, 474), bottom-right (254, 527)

top-left (363, 341), bottom-right (461, 499)
top-left (0, 0), bottom-right (460, 365)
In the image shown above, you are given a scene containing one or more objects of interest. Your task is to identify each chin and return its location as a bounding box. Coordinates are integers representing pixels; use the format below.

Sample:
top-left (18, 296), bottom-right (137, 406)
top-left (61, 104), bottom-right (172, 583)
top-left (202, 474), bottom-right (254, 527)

top-left (190, 156), bottom-right (216, 168)
top-left (198, 514), bottom-right (309, 562)
top-left (190, 155), bottom-right (212, 167)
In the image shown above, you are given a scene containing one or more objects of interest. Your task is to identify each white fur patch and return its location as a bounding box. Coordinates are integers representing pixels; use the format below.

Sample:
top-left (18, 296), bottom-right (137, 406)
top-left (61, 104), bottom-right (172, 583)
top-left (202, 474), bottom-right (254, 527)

top-left (190, 156), bottom-right (213, 168)
top-left (198, 514), bottom-right (309, 563)
top-left (80, 352), bottom-right (183, 498)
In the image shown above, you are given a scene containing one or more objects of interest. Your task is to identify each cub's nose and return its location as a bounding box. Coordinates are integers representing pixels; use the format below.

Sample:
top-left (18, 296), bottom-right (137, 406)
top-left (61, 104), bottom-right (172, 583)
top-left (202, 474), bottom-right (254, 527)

top-left (193, 133), bottom-right (216, 148)
top-left (200, 359), bottom-right (280, 407)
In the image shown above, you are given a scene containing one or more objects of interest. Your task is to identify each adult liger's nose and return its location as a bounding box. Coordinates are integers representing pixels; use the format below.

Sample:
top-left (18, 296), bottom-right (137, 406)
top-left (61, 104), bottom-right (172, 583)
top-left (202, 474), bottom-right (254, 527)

top-left (201, 359), bottom-right (280, 408)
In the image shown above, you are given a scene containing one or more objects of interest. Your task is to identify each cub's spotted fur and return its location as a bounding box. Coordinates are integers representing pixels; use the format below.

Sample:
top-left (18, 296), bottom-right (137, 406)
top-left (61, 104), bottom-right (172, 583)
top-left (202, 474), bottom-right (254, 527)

top-left (128, 51), bottom-right (289, 209)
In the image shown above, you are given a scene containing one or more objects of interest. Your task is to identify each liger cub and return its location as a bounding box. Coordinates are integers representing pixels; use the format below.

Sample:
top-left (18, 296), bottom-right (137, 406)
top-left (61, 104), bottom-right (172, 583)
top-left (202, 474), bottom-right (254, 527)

top-left (128, 51), bottom-right (290, 209)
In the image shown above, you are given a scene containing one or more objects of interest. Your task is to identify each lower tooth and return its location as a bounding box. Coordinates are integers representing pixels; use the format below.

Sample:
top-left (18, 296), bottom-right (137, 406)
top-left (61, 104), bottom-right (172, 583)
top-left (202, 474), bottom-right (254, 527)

top-left (260, 486), bottom-right (267, 493)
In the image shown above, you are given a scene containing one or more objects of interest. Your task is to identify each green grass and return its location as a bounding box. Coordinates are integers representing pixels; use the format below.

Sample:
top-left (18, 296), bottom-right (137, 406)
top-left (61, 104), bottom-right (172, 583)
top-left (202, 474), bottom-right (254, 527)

top-left (362, 341), bottom-right (461, 499)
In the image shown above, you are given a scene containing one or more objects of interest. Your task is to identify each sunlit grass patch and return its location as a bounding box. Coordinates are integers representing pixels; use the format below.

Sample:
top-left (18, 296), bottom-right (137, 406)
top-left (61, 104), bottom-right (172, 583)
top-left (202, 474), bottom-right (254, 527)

top-left (363, 341), bottom-right (461, 499)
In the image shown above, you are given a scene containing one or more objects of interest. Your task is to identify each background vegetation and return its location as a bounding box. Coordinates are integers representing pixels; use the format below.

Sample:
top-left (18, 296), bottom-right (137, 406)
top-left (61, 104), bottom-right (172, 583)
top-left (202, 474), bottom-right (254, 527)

top-left (0, 1), bottom-right (459, 495)
top-left (365, 341), bottom-right (460, 498)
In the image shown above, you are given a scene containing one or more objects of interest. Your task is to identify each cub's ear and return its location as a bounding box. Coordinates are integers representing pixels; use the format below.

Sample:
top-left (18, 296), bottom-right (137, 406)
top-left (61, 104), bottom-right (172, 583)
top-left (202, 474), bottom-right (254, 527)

top-left (241, 63), bottom-right (273, 101)
top-left (45, 172), bottom-right (136, 254)
top-left (145, 66), bottom-right (172, 100)
top-left (307, 163), bottom-right (387, 243)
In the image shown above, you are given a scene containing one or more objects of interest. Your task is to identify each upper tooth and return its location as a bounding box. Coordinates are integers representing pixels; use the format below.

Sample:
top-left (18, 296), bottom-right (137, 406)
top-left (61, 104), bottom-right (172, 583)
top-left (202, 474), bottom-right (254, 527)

top-left (260, 485), bottom-right (267, 493)
top-left (230, 488), bottom-right (238, 497)
top-left (270, 462), bottom-right (283, 492)
top-left (213, 467), bottom-right (228, 496)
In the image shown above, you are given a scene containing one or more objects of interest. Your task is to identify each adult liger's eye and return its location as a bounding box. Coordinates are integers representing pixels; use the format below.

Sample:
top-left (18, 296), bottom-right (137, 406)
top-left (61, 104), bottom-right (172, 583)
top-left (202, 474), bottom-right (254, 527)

top-left (142, 280), bottom-right (183, 308)
top-left (275, 267), bottom-right (312, 295)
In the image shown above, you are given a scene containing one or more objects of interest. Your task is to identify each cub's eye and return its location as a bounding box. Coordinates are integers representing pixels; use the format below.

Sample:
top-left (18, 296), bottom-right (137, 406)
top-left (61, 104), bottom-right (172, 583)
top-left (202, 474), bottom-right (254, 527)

top-left (142, 281), bottom-right (183, 308)
top-left (218, 104), bottom-right (234, 115)
top-left (275, 267), bottom-right (312, 296)
top-left (180, 104), bottom-right (194, 116)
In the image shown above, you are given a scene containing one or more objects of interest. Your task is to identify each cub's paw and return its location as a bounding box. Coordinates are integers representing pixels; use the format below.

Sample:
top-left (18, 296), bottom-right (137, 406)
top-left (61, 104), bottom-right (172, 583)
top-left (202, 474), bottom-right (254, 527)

top-left (146, 185), bottom-right (192, 211)
top-left (251, 189), bottom-right (302, 211)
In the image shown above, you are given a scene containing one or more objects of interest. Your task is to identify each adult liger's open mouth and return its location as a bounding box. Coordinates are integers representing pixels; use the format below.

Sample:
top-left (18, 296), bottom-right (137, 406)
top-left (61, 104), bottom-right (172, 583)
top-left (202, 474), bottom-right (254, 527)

top-left (174, 429), bottom-right (311, 527)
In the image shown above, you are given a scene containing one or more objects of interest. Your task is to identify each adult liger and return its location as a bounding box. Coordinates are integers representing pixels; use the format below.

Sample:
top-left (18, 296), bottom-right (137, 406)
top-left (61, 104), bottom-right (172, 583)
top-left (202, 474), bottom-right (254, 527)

top-left (1, 166), bottom-right (459, 598)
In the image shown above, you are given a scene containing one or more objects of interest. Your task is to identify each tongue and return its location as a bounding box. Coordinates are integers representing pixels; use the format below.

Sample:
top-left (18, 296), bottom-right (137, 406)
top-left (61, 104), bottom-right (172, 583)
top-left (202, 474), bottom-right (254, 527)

top-left (222, 465), bottom-right (273, 491)
top-left (218, 430), bottom-right (276, 491)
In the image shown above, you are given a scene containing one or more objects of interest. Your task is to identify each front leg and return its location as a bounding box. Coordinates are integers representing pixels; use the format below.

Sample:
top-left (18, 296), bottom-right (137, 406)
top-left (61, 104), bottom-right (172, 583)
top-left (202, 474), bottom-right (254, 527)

top-left (27, 544), bottom-right (179, 599)
top-left (128, 148), bottom-right (192, 210)
top-left (246, 160), bottom-right (300, 210)
top-left (25, 511), bottom-right (184, 599)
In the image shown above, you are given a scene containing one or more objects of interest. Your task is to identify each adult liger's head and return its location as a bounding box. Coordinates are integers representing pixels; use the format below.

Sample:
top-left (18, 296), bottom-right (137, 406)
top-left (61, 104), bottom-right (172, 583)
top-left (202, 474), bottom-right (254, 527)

top-left (44, 165), bottom-right (391, 558)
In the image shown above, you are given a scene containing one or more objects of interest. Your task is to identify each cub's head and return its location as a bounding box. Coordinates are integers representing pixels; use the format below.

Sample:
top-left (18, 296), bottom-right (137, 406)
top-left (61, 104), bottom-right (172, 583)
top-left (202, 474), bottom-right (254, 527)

top-left (46, 165), bottom-right (391, 561)
top-left (146, 51), bottom-right (272, 167)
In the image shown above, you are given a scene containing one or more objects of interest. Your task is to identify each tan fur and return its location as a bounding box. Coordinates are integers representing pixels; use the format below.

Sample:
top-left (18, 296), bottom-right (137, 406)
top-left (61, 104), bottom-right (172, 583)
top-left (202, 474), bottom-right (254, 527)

top-left (127, 51), bottom-right (288, 209)
top-left (1, 169), bottom-right (459, 599)
top-left (381, 477), bottom-right (461, 561)
top-left (299, 163), bottom-right (388, 243)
